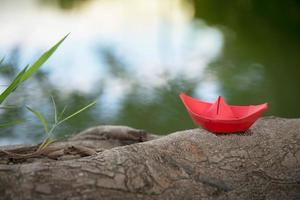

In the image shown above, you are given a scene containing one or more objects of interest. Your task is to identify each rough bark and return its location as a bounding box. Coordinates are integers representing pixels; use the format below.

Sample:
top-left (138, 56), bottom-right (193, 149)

top-left (0, 117), bottom-right (299, 200)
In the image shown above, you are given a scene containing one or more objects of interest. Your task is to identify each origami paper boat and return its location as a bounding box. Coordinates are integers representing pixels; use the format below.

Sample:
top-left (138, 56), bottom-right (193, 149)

top-left (179, 93), bottom-right (268, 133)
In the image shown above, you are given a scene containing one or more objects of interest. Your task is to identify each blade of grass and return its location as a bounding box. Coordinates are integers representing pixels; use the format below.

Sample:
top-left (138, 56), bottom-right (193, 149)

top-left (57, 100), bottom-right (97, 126)
top-left (0, 35), bottom-right (68, 105)
top-left (58, 105), bottom-right (68, 120)
top-left (0, 120), bottom-right (24, 129)
top-left (0, 66), bottom-right (28, 104)
top-left (0, 57), bottom-right (4, 65)
top-left (0, 105), bottom-right (20, 109)
top-left (38, 137), bottom-right (55, 151)
top-left (51, 96), bottom-right (58, 124)
top-left (21, 34), bottom-right (69, 82)
top-left (26, 106), bottom-right (49, 134)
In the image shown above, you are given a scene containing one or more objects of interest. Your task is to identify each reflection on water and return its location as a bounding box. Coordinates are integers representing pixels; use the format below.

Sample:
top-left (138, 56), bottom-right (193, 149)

top-left (0, 0), bottom-right (300, 145)
top-left (192, 0), bottom-right (300, 116)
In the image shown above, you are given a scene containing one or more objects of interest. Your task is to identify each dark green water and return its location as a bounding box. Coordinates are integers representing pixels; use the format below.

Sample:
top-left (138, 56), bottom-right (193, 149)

top-left (0, 0), bottom-right (299, 144)
top-left (193, 0), bottom-right (300, 117)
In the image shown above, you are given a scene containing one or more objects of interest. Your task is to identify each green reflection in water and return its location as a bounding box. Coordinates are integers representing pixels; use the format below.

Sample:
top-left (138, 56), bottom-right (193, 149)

top-left (1, 0), bottom-right (300, 145)
top-left (192, 0), bottom-right (300, 117)
top-left (98, 47), bottom-right (197, 134)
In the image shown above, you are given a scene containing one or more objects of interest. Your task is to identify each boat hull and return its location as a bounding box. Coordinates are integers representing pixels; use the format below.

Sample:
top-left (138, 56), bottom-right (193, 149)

top-left (180, 93), bottom-right (268, 133)
top-left (187, 111), bottom-right (264, 133)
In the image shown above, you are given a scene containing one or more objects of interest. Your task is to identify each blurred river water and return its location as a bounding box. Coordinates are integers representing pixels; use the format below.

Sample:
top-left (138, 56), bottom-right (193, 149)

top-left (0, 0), bottom-right (299, 145)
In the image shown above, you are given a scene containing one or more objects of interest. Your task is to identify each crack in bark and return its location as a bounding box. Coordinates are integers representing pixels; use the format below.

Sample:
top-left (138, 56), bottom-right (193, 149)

top-left (251, 170), bottom-right (300, 185)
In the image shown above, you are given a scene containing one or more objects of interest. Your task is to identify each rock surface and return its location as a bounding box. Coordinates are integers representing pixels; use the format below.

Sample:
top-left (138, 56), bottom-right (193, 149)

top-left (0, 117), bottom-right (299, 199)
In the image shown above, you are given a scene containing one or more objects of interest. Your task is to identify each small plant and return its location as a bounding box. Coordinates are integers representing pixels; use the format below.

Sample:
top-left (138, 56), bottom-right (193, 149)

top-left (26, 97), bottom-right (96, 150)
top-left (0, 34), bottom-right (68, 106)
top-left (0, 34), bottom-right (97, 152)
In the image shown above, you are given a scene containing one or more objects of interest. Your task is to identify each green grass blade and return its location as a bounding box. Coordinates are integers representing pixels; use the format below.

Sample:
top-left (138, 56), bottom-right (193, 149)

top-left (26, 106), bottom-right (49, 134)
top-left (0, 35), bottom-right (68, 105)
top-left (0, 105), bottom-right (20, 109)
top-left (38, 137), bottom-right (55, 151)
top-left (58, 105), bottom-right (68, 121)
top-left (57, 100), bottom-right (97, 126)
top-left (0, 120), bottom-right (24, 129)
top-left (21, 34), bottom-right (69, 82)
top-left (0, 66), bottom-right (28, 104)
top-left (0, 57), bottom-right (5, 65)
top-left (51, 96), bottom-right (58, 124)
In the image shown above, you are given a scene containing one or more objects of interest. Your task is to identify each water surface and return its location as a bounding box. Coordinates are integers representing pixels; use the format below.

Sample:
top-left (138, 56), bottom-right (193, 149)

top-left (0, 0), bottom-right (299, 145)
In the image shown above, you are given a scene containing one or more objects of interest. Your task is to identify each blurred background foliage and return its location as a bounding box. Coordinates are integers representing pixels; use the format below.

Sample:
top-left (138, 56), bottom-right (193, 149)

top-left (0, 0), bottom-right (300, 144)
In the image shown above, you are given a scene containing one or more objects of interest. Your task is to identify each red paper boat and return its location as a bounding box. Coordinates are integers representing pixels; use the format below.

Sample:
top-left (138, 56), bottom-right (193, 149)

top-left (179, 93), bottom-right (268, 133)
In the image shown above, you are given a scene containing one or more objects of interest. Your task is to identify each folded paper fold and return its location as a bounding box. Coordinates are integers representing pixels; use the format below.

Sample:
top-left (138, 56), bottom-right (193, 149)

top-left (179, 93), bottom-right (268, 133)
